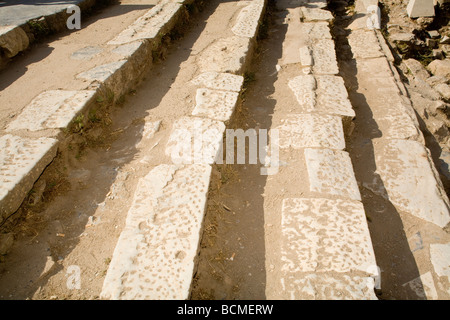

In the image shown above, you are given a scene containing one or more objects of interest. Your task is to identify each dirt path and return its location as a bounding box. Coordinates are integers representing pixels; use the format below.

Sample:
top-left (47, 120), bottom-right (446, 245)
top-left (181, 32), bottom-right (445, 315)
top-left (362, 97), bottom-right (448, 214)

top-left (0, 0), bottom-right (159, 130)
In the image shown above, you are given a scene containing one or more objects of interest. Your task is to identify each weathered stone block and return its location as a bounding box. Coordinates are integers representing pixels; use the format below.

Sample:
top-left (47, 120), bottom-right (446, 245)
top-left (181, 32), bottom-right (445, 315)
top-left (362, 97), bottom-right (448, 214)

top-left (197, 36), bottom-right (251, 74)
top-left (375, 139), bottom-right (450, 228)
top-left (348, 29), bottom-right (384, 59)
top-left (407, 0), bottom-right (435, 18)
top-left (165, 116), bottom-right (225, 165)
top-left (101, 164), bottom-right (211, 300)
top-left (6, 90), bottom-right (97, 132)
top-left (190, 72), bottom-right (244, 92)
top-left (192, 88), bottom-right (240, 122)
top-left (304, 148), bottom-right (361, 200)
top-left (280, 273), bottom-right (378, 300)
top-left (276, 113), bottom-right (345, 150)
top-left (231, 1), bottom-right (265, 38)
top-left (107, 2), bottom-right (182, 45)
top-left (281, 198), bottom-right (376, 273)
top-left (0, 135), bottom-right (58, 224)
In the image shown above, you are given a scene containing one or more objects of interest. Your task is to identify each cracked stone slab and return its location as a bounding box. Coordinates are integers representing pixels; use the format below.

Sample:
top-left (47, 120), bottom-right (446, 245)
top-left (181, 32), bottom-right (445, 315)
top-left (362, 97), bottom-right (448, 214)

top-left (192, 88), bottom-right (240, 122)
top-left (288, 74), bottom-right (316, 111)
top-left (276, 113), bottom-right (345, 150)
top-left (231, 1), bottom-right (265, 38)
top-left (375, 139), bottom-right (450, 228)
top-left (315, 76), bottom-right (354, 119)
top-left (311, 39), bottom-right (339, 75)
top-left (165, 116), bottom-right (225, 165)
top-left (299, 22), bottom-right (332, 40)
top-left (101, 164), bottom-right (211, 300)
top-left (375, 102), bottom-right (422, 141)
top-left (6, 90), bottom-right (97, 132)
top-left (281, 198), bottom-right (376, 274)
top-left (300, 7), bottom-right (333, 22)
top-left (190, 72), bottom-right (244, 92)
top-left (348, 29), bottom-right (384, 59)
top-left (304, 148), bottom-right (361, 200)
top-left (197, 36), bottom-right (251, 74)
top-left (289, 75), bottom-right (355, 120)
top-left (0, 135), bottom-right (58, 223)
top-left (107, 2), bottom-right (182, 45)
top-left (280, 273), bottom-right (378, 300)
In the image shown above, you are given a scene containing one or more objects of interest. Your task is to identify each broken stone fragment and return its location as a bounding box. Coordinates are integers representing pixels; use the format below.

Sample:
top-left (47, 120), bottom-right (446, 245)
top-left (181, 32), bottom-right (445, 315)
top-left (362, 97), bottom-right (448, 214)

top-left (428, 59), bottom-right (450, 80)
top-left (428, 30), bottom-right (440, 39)
top-left (407, 0), bottom-right (435, 18)
top-left (435, 83), bottom-right (450, 100)
top-left (403, 58), bottom-right (430, 80)
top-left (440, 35), bottom-right (450, 44)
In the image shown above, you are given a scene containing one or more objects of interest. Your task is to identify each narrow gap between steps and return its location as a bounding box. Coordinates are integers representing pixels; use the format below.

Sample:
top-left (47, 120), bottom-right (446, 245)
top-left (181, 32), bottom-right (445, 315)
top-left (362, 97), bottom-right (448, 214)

top-left (190, 0), bottom-right (281, 300)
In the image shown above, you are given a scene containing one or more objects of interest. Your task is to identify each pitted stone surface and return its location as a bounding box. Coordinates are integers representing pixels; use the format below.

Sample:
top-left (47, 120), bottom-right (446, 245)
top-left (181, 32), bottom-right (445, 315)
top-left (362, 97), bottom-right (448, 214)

top-left (288, 75), bottom-right (316, 111)
top-left (192, 88), bottom-right (240, 122)
top-left (276, 114), bottom-right (345, 150)
top-left (289, 75), bottom-right (355, 119)
top-left (300, 7), bottom-right (333, 22)
top-left (107, 2), bottom-right (182, 45)
top-left (376, 103), bottom-right (422, 140)
top-left (197, 36), bottom-right (251, 74)
top-left (281, 198), bottom-right (376, 273)
top-left (348, 29), bottom-right (384, 59)
top-left (299, 22), bottom-right (332, 40)
top-left (375, 139), bottom-right (450, 228)
top-left (100, 164), bottom-right (211, 300)
top-left (356, 57), bottom-right (393, 78)
top-left (165, 116), bottom-right (225, 165)
top-left (304, 148), bottom-right (361, 200)
top-left (281, 273), bottom-right (377, 300)
top-left (190, 72), bottom-right (244, 92)
top-left (311, 39), bottom-right (339, 75)
top-left (76, 61), bottom-right (127, 83)
top-left (316, 75), bottom-right (355, 118)
top-left (231, 1), bottom-right (265, 38)
top-left (6, 90), bottom-right (97, 132)
top-left (0, 135), bottom-right (58, 221)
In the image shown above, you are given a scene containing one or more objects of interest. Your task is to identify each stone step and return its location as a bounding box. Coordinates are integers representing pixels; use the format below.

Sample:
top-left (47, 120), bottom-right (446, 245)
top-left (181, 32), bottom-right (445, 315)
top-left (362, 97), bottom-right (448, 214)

top-left (0, 0), bottom-right (199, 232)
top-left (0, 135), bottom-right (58, 225)
top-left (100, 0), bottom-right (268, 300)
top-left (347, 0), bottom-right (450, 299)
top-left (100, 164), bottom-right (212, 300)
top-left (265, 1), bottom-right (380, 300)
top-left (280, 198), bottom-right (378, 300)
